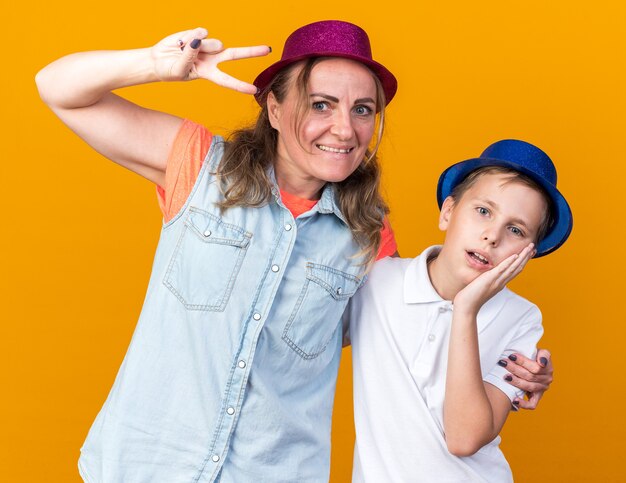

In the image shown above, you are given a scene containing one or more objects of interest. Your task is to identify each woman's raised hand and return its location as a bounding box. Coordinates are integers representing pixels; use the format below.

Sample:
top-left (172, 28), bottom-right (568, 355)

top-left (151, 27), bottom-right (271, 94)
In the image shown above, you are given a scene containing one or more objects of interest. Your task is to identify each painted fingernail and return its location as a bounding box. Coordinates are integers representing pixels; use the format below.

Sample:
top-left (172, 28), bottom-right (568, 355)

top-left (177, 39), bottom-right (184, 46)
top-left (268, 46), bottom-right (272, 53)
top-left (190, 39), bottom-right (201, 49)
top-left (504, 375), bottom-right (513, 382)
top-left (512, 400), bottom-right (520, 405)
top-left (497, 360), bottom-right (508, 367)
top-left (508, 354), bottom-right (517, 362)
top-left (540, 357), bottom-right (548, 366)
top-left (256, 87), bottom-right (261, 95)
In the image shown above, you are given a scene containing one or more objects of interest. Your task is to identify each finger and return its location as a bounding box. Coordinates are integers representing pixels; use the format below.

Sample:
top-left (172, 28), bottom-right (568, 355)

top-left (513, 392), bottom-right (542, 410)
top-left (209, 68), bottom-right (259, 94)
top-left (499, 243), bottom-right (534, 281)
top-left (490, 253), bottom-right (522, 286)
top-left (176, 27), bottom-right (208, 50)
top-left (508, 352), bottom-right (552, 378)
top-left (503, 372), bottom-right (549, 393)
top-left (216, 45), bottom-right (273, 63)
top-left (504, 361), bottom-right (552, 385)
top-left (172, 33), bottom-right (214, 79)
top-left (536, 348), bottom-right (552, 368)
top-left (197, 38), bottom-right (224, 54)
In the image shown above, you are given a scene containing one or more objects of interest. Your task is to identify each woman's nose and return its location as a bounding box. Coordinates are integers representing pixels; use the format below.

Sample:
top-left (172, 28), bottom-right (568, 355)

top-left (330, 110), bottom-right (354, 140)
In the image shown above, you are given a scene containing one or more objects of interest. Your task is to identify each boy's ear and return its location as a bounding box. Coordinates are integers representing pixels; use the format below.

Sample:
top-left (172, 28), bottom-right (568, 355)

top-left (439, 196), bottom-right (455, 231)
top-left (267, 91), bottom-right (281, 131)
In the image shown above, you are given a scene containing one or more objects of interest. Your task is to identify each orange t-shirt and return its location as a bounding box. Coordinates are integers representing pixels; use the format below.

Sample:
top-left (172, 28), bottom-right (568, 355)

top-left (157, 120), bottom-right (397, 260)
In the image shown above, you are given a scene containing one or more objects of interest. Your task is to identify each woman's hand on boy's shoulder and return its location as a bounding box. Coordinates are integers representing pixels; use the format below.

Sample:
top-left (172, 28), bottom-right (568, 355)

top-left (504, 349), bottom-right (554, 410)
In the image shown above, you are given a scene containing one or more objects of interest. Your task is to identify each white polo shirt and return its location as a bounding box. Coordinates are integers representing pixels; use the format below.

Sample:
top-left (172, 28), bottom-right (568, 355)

top-left (348, 246), bottom-right (543, 483)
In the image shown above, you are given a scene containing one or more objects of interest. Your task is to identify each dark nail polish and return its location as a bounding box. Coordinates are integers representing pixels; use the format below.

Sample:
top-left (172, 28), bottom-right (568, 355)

top-left (497, 360), bottom-right (507, 367)
top-left (508, 354), bottom-right (517, 362)
top-left (512, 400), bottom-right (520, 405)
top-left (504, 375), bottom-right (513, 382)
top-left (268, 46), bottom-right (272, 53)
top-left (256, 87), bottom-right (261, 95)
top-left (190, 39), bottom-right (201, 49)
top-left (540, 357), bottom-right (548, 366)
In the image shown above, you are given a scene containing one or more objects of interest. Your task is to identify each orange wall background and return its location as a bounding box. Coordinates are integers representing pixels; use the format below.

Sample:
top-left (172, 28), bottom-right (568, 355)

top-left (3, 1), bottom-right (624, 481)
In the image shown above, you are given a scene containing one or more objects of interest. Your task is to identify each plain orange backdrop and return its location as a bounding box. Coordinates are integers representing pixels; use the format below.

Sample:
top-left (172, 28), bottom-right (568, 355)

top-left (3, 1), bottom-right (625, 481)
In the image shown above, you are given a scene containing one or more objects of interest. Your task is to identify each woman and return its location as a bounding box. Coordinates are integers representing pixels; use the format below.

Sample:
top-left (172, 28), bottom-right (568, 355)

top-left (36, 20), bottom-right (552, 482)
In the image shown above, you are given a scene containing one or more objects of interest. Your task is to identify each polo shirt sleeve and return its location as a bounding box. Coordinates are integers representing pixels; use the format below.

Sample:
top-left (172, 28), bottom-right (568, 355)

top-left (483, 304), bottom-right (544, 404)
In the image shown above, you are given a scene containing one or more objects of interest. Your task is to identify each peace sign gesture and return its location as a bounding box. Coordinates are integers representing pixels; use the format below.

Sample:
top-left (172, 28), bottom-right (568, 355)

top-left (151, 27), bottom-right (271, 94)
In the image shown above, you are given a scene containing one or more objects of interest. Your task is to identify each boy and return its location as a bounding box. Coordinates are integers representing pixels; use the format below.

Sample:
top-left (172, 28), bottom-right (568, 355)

top-left (348, 139), bottom-right (572, 482)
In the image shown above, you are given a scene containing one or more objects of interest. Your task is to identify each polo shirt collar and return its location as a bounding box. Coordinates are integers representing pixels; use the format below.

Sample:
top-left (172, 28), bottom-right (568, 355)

top-left (404, 246), bottom-right (444, 304)
top-left (403, 245), bottom-right (510, 317)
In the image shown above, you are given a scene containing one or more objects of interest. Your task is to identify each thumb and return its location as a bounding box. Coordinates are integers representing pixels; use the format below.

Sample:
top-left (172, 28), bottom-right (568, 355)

top-left (536, 348), bottom-right (552, 368)
top-left (171, 38), bottom-right (204, 79)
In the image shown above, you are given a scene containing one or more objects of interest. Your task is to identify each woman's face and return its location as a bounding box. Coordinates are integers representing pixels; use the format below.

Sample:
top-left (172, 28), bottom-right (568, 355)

top-left (268, 58), bottom-right (378, 199)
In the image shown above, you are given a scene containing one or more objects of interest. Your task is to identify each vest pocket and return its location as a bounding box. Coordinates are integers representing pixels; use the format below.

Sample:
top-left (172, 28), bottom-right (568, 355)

top-left (164, 207), bottom-right (251, 311)
top-left (283, 262), bottom-right (362, 359)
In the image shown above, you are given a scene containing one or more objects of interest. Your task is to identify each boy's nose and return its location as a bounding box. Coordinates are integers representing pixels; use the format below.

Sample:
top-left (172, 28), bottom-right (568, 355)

top-left (482, 230), bottom-right (499, 246)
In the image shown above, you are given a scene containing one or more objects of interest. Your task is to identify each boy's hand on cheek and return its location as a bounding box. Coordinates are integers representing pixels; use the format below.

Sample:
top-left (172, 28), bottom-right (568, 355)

top-left (453, 243), bottom-right (535, 316)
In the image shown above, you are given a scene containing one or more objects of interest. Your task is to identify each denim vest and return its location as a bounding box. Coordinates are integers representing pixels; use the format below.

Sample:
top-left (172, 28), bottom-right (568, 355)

top-left (78, 136), bottom-right (365, 483)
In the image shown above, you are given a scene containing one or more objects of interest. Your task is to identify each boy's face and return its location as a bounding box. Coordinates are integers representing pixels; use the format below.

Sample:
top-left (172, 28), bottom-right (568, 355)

top-left (438, 172), bottom-right (547, 287)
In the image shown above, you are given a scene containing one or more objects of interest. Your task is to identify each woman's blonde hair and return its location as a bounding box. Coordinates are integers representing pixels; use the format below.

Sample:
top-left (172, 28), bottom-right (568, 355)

top-left (216, 58), bottom-right (389, 268)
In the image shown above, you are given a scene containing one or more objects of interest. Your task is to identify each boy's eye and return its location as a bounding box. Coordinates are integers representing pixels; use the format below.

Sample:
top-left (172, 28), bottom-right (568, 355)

top-left (509, 226), bottom-right (524, 237)
top-left (353, 105), bottom-right (373, 116)
top-left (476, 207), bottom-right (490, 216)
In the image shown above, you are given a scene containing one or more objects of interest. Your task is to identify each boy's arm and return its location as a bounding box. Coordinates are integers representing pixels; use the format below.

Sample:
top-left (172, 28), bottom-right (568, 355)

top-left (443, 243), bottom-right (534, 456)
top-left (444, 309), bottom-right (514, 456)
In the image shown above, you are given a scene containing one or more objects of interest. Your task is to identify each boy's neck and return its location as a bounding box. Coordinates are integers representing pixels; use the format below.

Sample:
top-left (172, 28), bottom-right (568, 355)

top-left (426, 248), bottom-right (466, 302)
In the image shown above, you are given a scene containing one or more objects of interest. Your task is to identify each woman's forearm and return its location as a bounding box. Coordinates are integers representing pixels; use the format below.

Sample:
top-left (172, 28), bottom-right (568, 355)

top-left (36, 48), bottom-right (158, 109)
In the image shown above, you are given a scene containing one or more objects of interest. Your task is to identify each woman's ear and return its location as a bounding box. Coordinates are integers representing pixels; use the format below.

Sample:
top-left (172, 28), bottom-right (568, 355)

top-left (439, 196), bottom-right (455, 231)
top-left (267, 91), bottom-right (281, 131)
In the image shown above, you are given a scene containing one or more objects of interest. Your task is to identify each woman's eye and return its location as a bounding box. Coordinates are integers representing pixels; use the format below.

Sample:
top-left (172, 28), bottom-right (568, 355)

top-left (354, 105), bottom-right (373, 116)
top-left (312, 101), bottom-right (328, 111)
